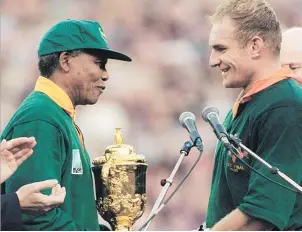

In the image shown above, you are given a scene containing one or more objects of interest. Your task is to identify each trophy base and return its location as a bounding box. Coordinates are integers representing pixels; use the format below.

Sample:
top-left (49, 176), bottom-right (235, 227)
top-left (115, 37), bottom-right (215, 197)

top-left (112, 216), bottom-right (133, 231)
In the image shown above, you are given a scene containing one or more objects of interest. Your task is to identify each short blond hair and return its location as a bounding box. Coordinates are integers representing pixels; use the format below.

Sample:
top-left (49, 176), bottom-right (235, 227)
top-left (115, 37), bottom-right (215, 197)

top-left (209, 0), bottom-right (281, 56)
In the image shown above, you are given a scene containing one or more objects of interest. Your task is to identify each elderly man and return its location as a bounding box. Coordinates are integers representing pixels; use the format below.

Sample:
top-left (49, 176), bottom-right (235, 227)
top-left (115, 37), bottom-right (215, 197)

top-left (1, 19), bottom-right (131, 231)
top-left (204, 0), bottom-right (302, 230)
top-left (280, 27), bottom-right (302, 82)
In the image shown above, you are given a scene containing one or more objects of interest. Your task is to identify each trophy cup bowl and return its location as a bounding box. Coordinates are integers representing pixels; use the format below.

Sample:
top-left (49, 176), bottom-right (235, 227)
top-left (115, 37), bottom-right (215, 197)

top-left (92, 128), bottom-right (148, 231)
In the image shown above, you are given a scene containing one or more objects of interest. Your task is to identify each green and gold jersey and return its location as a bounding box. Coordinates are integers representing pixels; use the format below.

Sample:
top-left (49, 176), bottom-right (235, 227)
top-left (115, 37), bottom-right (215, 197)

top-left (206, 69), bottom-right (302, 230)
top-left (1, 77), bottom-right (100, 231)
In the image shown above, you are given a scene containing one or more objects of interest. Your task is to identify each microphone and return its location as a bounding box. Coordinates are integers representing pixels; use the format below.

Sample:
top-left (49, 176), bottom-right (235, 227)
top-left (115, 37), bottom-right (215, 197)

top-left (201, 106), bottom-right (231, 149)
top-left (179, 112), bottom-right (203, 151)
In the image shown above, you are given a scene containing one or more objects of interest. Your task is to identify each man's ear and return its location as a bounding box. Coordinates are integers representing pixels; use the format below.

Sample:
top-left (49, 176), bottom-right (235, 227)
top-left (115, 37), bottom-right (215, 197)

top-left (58, 52), bottom-right (70, 72)
top-left (248, 36), bottom-right (264, 59)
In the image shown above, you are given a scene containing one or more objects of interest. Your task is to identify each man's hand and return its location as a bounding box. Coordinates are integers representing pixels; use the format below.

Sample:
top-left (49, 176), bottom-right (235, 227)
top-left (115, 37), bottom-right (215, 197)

top-left (16, 179), bottom-right (66, 216)
top-left (211, 208), bottom-right (273, 231)
top-left (0, 137), bottom-right (37, 183)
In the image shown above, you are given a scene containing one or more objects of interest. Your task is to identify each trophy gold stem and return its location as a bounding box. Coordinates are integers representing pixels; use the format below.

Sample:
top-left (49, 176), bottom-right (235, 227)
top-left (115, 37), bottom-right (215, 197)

top-left (114, 216), bottom-right (133, 231)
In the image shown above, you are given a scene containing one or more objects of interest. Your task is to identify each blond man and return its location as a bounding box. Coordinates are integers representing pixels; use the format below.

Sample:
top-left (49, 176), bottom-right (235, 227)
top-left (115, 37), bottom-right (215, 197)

top-left (204, 0), bottom-right (302, 230)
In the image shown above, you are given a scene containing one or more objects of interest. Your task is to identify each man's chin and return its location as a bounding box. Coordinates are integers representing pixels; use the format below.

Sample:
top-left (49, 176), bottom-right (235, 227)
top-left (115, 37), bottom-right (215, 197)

top-left (292, 75), bottom-right (302, 84)
top-left (82, 97), bottom-right (100, 105)
top-left (222, 81), bottom-right (235, 88)
top-left (88, 99), bottom-right (99, 105)
top-left (223, 80), bottom-right (243, 89)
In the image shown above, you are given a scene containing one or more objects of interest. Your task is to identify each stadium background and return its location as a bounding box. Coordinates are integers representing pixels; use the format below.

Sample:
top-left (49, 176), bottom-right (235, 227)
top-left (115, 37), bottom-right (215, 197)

top-left (1, 0), bottom-right (302, 230)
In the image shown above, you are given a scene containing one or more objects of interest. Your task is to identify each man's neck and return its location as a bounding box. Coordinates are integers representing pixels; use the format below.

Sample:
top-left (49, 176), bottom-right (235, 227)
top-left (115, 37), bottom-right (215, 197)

top-left (243, 60), bottom-right (281, 95)
top-left (49, 74), bottom-right (77, 107)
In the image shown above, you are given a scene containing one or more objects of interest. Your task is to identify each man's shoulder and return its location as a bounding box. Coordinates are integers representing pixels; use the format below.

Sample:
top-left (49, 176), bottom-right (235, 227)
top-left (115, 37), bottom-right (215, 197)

top-left (3, 92), bottom-right (70, 133)
top-left (15, 91), bottom-right (68, 118)
top-left (20, 91), bottom-right (60, 111)
top-left (240, 79), bottom-right (302, 123)
top-left (256, 79), bottom-right (302, 108)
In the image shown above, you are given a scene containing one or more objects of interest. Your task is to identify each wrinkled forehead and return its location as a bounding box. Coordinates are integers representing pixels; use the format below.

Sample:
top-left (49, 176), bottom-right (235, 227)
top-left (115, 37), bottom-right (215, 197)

top-left (280, 42), bottom-right (302, 65)
top-left (281, 30), bottom-right (302, 64)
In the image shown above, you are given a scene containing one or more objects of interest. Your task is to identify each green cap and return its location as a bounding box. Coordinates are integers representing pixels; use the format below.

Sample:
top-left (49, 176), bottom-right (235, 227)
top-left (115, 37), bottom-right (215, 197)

top-left (38, 19), bottom-right (131, 61)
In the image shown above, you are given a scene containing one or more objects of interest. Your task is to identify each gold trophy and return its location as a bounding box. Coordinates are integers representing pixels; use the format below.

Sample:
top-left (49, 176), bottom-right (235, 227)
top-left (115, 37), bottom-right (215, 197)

top-left (92, 128), bottom-right (148, 231)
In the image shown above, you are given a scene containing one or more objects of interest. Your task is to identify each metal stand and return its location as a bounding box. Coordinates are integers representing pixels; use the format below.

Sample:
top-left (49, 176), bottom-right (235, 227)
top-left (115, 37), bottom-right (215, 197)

top-left (228, 134), bottom-right (302, 194)
top-left (140, 141), bottom-right (194, 231)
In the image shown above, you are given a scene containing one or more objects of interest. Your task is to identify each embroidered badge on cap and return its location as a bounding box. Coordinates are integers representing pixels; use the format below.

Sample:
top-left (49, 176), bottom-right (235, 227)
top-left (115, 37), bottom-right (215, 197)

top-left (99, 27), bottom-right (107, 42)
top-left (72, 149), bottom-right (83, 174)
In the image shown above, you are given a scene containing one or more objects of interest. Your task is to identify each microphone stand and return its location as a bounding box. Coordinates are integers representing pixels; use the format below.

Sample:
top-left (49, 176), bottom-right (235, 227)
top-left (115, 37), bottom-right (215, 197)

top-left (227, 134), bottom-right (302, 194)
top-left (141, 140), bottom-right (199, 231)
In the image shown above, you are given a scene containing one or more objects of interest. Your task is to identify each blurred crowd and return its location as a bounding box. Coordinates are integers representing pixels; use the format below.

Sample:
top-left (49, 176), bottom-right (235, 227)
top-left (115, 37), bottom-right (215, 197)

top-left (1, 0), bottom-right (302, 230)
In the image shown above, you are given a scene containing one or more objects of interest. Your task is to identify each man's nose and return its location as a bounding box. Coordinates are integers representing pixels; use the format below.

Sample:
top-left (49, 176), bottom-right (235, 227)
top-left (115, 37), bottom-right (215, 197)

top-left (209, 51), bottom-right (221, 68)
top-left (101, 71), bottom-right (109, 81)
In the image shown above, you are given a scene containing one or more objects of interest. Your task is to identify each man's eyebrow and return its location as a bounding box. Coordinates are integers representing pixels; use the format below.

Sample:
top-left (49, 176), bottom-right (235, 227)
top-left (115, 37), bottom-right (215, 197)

top-left (94, 59), bottom-right (108, 63)
top-left (282, 62), bottom-right (302, 66)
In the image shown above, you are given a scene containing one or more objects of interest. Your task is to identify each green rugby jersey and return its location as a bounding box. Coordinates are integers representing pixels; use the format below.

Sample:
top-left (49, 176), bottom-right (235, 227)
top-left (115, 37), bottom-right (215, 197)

top-left (206, 71), bottom-right (302, 230)
top-left (1, 77), bottom-right (101, 231)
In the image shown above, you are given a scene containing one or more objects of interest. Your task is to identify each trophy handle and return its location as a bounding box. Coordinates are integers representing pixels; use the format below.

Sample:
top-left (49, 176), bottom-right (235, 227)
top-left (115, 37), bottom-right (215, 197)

top-left (101, 162), bottom-right (110, 186)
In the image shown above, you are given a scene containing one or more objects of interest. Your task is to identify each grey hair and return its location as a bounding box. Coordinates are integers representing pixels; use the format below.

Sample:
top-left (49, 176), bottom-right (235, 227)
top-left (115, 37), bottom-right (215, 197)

top-left (38, 49), bottom-right (84, 78)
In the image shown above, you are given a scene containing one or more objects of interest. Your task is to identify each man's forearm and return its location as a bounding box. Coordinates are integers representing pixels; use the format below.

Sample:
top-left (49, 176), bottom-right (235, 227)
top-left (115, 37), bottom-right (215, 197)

top-left (211, 208), bottom-right (273, 231)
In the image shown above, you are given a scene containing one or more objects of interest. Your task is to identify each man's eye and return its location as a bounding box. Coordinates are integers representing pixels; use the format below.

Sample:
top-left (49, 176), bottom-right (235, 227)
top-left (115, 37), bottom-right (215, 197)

top-left (94, 61), bottom-right (106, 70)
top-left (289, 65), bottom-right (302, 71)
top-left (216, 47), bottom-right (226, 52)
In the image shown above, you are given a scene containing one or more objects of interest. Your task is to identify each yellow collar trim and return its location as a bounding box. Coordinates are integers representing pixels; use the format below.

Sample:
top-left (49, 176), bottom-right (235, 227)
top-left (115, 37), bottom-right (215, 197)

top-left (34, 76), bottom-right (75, 118)
top-left (232, 67), bottom-right (293, 118)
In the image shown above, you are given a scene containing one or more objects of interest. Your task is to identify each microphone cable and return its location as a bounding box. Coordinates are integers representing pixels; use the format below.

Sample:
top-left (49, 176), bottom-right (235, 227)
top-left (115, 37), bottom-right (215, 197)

top-left (227, 144), bottom-right (300, 194)
top-left (138, 150), bottom-right (202, 231)
top-left (202, 106), bottom-right (301, 194)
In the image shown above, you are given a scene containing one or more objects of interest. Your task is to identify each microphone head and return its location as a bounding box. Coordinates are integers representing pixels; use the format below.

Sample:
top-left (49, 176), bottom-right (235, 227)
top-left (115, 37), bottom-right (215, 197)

top-left (201, 106), bottom-right (219, 122)
top-left (179, 112), bottom-right (196, 128)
